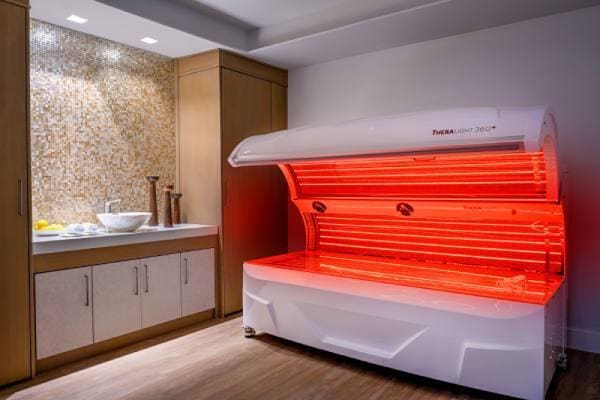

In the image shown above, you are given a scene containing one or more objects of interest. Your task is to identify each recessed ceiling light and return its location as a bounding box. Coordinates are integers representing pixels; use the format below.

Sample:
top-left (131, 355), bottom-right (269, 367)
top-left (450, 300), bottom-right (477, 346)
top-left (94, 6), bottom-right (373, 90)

top-left (66, 15), bottom-right (88, 24)
top-left (140, 37), bottom-right (158, 44)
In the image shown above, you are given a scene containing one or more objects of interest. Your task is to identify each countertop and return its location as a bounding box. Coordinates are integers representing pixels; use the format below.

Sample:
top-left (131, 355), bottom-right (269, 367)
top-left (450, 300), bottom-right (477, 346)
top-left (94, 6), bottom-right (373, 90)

top-left (32, 224), bottom-right (218, 255)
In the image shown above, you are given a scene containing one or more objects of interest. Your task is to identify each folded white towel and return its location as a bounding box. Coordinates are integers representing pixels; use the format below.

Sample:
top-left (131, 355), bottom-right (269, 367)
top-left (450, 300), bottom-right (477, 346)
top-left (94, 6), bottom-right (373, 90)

top-left (66, 224), bottom-right (85, 234)
top-left (82, 223), bottom-right (99, 233)
top-left (66, 223), bottom-right (99, 234)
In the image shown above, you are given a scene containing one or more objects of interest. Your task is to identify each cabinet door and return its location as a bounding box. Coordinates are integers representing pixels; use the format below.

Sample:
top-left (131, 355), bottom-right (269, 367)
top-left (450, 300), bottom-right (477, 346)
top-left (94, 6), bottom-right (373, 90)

top-left (178, 67), bottom-right (222, 226)
top-left (35, 267), bottom-right (93, 359)
top-left (221, 69), bottom-right (288, 314)
top-left (141, 254), bottom-right (182, 328)
top-left (0, 0), bottom-right (30, 385)
top-left (181, 249), bottom-right (215, 316)
top-left (93, 260), bottom-right (142, 342)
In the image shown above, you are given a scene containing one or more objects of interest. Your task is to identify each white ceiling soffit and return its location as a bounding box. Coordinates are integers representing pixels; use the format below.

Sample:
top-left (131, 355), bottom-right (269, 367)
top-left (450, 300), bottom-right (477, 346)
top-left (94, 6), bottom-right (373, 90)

top-left (202, 0), bottom-right (452, 48)
top-left (34, 0), bottom-right (600, 67)
top-left (96, 0), bottom-right (252, 49)
top-left (30, 0), bottom-right (222, 57)
top-left (249, 0), bottom-right (600, 68)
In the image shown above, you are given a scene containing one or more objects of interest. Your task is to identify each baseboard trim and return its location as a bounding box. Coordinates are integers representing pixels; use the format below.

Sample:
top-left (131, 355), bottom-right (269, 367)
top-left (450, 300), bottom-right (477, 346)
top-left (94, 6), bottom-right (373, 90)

top-left (567, 327), bottom-right (600, 354)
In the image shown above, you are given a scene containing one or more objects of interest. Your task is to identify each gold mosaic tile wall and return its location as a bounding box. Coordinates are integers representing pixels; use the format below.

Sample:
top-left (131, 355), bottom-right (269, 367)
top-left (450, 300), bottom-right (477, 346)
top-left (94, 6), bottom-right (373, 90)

top-left (30, 20), bottom-right (176, 224)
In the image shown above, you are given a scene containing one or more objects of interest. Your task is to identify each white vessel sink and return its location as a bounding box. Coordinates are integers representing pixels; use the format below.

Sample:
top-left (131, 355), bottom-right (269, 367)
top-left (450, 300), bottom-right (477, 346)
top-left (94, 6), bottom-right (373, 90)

top-left (96, 212), bottom-right (152, 232)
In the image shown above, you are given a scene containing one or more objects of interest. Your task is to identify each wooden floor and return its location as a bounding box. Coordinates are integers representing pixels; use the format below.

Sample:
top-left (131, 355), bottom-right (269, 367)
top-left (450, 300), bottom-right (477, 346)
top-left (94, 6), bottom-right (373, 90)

top-left (1, 316), bottom-right (598, 400)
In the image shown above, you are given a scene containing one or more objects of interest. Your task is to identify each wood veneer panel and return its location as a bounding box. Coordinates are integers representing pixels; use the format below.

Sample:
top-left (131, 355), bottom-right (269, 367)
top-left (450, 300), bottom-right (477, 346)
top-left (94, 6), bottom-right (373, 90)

top-left (220, 50), bottom-right (287, 87)
top-left (1, 0), bottom-right (29, 8)
top-left (176, 51), bottom-right (287, 316)
top-left (220, 69), bottom-right (288, 314)
top-left (0, 0), bottom-right (31, 385)
top-left (177, 50), bottom-right (220, 76)
top-left (177, 67), bottom-right (222, 227)
top-left (176, 66), bottom-right (224, 316)
top-left (177, 49), bottom-right (287, 86)
top-left (271, 83), bottom-right (287, 131)
top-left (33, 235), bottom-right (218, 273)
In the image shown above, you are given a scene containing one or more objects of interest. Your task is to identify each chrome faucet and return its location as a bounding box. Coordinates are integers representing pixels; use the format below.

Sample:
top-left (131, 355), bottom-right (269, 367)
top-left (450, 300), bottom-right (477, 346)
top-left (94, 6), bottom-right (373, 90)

top-left (104, 199), bottom-right (121, 213)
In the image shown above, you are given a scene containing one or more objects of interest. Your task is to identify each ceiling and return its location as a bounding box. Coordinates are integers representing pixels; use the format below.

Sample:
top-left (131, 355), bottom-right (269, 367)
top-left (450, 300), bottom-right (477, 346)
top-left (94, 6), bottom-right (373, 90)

top-left (31, 0), bottom-right (600, 68)
top-left (191, 0), bottom-right (431, 29)
top-left (192, 0), bottom-right (354, 27)
top-left (30, 0), bottom-right (221, 57)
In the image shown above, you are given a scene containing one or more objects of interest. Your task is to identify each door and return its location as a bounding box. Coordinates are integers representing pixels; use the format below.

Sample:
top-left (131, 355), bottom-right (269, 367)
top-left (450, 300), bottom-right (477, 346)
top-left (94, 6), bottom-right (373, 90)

top-left (93, 260), bottom-right (142, 342)
top-left (141, 254), bottom-right (182, 328)
top-left (221, 68), bottom-right (288, 314)
top-left (35, 267), bottom-right (93, 359)
top-left (181, 249), bottom-right (215, 316)
top-left (0, 0), bottom-right (30, 384)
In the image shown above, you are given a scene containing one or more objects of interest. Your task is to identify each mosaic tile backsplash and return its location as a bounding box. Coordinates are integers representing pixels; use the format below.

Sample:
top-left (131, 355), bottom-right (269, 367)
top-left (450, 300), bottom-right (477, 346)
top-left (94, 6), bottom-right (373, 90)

top-left (30, 20), bottom-right (176, 225)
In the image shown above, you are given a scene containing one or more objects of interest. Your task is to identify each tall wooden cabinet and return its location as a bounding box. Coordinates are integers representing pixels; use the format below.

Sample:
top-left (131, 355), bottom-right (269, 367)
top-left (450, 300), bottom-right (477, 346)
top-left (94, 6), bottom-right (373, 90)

top-left (0, 0), bottom-right (31, 385)
top-left (177, 50), bottom-right (288, 315)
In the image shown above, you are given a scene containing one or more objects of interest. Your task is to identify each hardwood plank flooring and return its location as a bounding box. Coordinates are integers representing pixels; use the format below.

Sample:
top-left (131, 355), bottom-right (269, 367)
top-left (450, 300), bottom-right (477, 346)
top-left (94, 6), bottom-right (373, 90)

top-left (1, 316), bottom-right (598, 400)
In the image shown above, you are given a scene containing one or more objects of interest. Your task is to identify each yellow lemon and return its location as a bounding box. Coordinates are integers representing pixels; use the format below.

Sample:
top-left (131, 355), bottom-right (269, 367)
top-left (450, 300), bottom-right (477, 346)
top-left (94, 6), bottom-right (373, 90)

top-left (41, 224), bottom-right (64, 231)
top-left (35, 219), bottom-right (49, 230)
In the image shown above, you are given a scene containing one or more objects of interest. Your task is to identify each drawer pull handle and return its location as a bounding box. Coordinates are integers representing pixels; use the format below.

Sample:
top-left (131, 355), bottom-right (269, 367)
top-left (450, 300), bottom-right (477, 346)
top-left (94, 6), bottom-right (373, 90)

top-left (184, 258), bottom-right (189, 285)
top-left (18, 178), bottom-right (24, 217)
top-left (144, 264), bottom-right (149, 293)
top-left (84, 274), bottom-right (90, 306)
top-left (134, 266), bottom-right (139, 295)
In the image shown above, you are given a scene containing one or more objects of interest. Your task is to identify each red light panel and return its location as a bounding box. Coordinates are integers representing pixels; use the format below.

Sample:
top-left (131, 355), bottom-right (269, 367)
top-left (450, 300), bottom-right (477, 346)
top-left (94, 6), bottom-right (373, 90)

top-left (315, 215), bottom-right (564, 274)
top-left (289, 151), bottom-right (551, 200)
top-left (249, 251), bottom-right (564, 304)
top-left (250, 148), bottom-right (565, 305)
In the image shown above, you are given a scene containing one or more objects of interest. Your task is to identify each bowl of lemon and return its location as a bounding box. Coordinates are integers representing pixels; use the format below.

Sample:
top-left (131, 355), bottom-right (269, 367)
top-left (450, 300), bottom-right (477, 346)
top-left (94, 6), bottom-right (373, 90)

top-left (33, 219), bottom-right (65, 236)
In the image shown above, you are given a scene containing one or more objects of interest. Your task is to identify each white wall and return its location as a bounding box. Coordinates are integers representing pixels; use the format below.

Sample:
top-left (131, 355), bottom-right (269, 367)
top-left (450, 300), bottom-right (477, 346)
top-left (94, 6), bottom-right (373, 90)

top-left (288, 6), bottom-right (600, 353)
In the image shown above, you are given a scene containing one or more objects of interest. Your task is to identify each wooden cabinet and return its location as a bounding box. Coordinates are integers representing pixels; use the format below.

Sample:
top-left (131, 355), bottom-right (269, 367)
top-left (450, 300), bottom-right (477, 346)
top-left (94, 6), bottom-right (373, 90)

top-left (35, 267), bottom-right (93, 359)
top-left (181, 249), bottom-right (215, 316)
top-left (34, 247), bottom-right (216, 368)
top-left (177, 49), bottom-right (288, 315)
top-left (0, 0), bottom-right (31, 385)
top-left (178, 67), bottom-right (222, 228)
top-left (93, 260), bottom-right (142, 342)
top-left (141, 254), bottom-right (182, 328)
top-left (220, 69), bottom-right (288, 314)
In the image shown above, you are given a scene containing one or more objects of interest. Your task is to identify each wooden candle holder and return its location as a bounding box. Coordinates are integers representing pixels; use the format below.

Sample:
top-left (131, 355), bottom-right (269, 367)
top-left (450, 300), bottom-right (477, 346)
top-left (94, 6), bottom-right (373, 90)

top-left (163, 185), bottom-right (174, 228)
top-left (146, 176), bottom-right (159, 226)
top-left (172, 193), bottom-right (183, 225)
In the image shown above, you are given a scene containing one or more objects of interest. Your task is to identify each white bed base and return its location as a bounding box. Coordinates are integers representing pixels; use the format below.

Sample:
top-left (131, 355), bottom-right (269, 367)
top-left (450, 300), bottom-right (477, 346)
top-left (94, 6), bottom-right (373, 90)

top-left (243, 263), bottom-right (565, 400)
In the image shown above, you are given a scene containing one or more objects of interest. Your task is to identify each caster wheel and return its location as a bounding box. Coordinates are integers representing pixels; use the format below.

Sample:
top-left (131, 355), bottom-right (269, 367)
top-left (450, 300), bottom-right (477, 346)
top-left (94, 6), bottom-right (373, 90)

top-left (243, 326), bottom-right (256, 338)
top-left (557, 352), bottom-right (568, 370)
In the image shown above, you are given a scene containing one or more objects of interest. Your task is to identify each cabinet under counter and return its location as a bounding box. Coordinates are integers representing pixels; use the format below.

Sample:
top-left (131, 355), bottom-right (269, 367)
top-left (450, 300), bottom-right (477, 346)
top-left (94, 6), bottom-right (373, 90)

top-left (32, 224), bottom-right (219, 373)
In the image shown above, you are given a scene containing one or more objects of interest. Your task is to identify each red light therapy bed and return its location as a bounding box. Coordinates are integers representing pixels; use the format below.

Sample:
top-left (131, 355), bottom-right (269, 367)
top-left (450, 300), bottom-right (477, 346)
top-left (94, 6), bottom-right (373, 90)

top-left (229, 107), bottom-right (566, 400)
